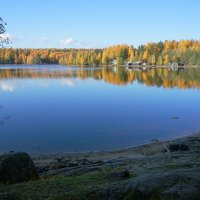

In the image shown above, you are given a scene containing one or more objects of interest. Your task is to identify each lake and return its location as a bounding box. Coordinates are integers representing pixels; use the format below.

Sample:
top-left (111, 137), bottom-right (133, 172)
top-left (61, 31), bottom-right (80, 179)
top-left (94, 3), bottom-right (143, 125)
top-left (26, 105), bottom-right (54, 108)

top-left (0, 65), bottom-right (200, 153)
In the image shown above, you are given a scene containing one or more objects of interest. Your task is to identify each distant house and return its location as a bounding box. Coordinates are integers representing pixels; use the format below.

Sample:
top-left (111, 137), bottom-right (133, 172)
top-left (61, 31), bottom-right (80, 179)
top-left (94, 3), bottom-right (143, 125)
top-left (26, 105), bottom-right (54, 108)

top-left (169, 62), bottom-right (179, 70)
top-left (112, 59), bottom-right (117, 65)
top-left (83, 63), bottom-right (89, 66)
top-left (132, 61), bottom-right (142, 66)
top-left (178, 62), bottom-right (185, 67)
top-left (126, 62), bottom-right (132, 66)
top-left (142, 62), bottom-right (147, 66)
top-left (126, 61), bottom-right (147, 70)
top-left (126, 61), bottom-right (144, 67)
top-left (169, 62), bottom-right (184, 70)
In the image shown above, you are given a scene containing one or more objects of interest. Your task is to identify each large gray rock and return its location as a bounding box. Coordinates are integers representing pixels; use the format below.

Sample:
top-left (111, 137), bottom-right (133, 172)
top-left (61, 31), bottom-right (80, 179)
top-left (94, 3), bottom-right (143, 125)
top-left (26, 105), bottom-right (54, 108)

top-left (0, 152), bottom-right (39, 184)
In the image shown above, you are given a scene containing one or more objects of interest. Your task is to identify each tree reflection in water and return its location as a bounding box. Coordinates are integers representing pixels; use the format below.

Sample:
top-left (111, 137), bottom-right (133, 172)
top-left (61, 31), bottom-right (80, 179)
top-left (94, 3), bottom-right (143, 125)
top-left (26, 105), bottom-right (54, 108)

top-left (0, 66), bottom-right (200, 90)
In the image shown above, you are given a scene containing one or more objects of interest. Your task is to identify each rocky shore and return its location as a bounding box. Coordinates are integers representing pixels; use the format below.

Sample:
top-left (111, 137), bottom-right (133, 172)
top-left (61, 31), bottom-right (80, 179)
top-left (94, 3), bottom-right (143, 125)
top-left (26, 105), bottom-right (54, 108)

top-left (1, 133), bottom-right (200, 199)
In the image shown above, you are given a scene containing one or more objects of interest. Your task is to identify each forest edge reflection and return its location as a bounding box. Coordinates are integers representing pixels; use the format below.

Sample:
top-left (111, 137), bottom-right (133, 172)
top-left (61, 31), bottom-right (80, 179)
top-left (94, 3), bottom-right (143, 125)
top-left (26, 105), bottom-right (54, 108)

top-left (0, 66), bottom-right (200, 90)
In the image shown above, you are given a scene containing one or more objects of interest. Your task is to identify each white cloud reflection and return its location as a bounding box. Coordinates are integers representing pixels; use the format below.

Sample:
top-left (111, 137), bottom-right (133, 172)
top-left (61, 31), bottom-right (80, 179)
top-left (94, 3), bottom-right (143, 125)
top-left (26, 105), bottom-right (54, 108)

top-left (60, 79), bottom-right (75, 87)
top-left (0, 82), bottom-right (17, 92)
top-left (0, 79), bottom-right (77, 93)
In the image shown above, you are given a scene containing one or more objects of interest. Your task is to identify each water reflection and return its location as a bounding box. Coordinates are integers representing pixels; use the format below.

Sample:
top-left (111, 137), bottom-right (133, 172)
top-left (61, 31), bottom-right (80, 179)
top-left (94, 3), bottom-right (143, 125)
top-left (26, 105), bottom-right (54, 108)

top-left (0, 66), bottom-right (200, 90)
top-left (1, 65), bottom-right (200, 153)
top-left (0, 81), bottom-right (17, 92)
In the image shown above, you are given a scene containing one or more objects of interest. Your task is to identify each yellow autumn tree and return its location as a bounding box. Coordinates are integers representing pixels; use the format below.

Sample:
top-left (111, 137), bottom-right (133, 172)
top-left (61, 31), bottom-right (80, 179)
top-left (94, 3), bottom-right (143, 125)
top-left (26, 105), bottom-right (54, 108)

top-left (128, 47), bottom-right (135, 62)
top-left (164, 55), bottom-right (169, 65)
top-left (102, 52), bottom-right (108, 65)
top-left (151, 55), bottom-right (156, 65)
top-left (157, 56), bottom-right (163, 65)
top-left (143, 51), bottom-right (148, 61)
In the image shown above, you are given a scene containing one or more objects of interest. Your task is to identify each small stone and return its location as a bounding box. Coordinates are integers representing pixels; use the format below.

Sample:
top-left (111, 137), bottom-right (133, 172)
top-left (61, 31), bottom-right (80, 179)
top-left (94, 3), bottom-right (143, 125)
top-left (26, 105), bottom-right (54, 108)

top-left (68, 162), bottom-right (78, 167)
top-left (108, 170), bottom-right (130, 179)
top-left (161, 148), bottom-right (168, 153)
top-left (169, 143), bottom-right (189, 152)
top-left (37, 166), bottom-right (50, 173)
top-left (180, 144), bottom-right (189, 151)
top-left (120, 170), bottom-right (130, 178)
top-left (169, 144), bottom-right (180, 152)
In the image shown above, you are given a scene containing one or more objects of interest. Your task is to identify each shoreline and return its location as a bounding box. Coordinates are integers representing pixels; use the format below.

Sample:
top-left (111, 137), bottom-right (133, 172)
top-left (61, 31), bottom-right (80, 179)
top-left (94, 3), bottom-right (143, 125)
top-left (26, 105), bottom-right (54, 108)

top-left (1, 132), bottom-right (200, 199)
top-left (29, 131), bottom-right (197, 156)
top-left (0, 63), bottom-right (200, 68)
top-left (31, 131), bottom-right (200, 176)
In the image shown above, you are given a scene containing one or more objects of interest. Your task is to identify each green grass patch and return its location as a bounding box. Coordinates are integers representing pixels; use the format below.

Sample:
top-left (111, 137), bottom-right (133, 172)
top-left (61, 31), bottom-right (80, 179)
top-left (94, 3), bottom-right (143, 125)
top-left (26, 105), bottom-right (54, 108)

top-left (0, 167), bottom-right (135, 200)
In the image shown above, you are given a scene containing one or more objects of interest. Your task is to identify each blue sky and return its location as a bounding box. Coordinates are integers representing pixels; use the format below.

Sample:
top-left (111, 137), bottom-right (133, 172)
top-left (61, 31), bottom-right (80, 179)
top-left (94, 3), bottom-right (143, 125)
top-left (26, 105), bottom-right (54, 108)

top-left (1, 0), bottom-right (200, 48)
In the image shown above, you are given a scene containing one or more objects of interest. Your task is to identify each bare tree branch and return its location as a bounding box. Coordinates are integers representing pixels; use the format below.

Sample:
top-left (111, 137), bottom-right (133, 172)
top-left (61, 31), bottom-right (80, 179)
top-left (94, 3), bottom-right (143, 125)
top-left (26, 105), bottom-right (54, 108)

top-left (0, 17), bottom-right (9, 47)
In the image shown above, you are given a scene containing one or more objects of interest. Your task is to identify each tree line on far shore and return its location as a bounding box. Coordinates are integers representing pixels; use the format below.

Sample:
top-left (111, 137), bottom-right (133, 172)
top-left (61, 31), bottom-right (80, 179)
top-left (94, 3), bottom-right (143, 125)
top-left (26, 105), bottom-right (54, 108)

top-left (0, 40), bottom-right (200, 66)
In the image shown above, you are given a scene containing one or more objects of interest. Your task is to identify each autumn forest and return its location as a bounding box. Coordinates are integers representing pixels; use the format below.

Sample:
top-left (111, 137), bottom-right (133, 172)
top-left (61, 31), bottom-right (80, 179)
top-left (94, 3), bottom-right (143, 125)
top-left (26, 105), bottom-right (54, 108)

top-left (1, 40), bottom-right (200, 66)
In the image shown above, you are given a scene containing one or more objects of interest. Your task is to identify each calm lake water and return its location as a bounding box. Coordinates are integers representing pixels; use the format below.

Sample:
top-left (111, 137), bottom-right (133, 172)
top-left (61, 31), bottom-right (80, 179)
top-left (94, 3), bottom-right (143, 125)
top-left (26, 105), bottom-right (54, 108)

top-left (0, 65), bottom-right (200, 153)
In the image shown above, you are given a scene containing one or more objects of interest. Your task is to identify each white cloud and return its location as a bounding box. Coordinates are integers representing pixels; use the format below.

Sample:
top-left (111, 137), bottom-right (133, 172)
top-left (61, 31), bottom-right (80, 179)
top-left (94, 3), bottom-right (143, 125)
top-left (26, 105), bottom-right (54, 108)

top-left (39, 37), bottom-right (49, 44)
top-left (78, 41), bottom-right (102, 48)
top-left (60, 37), bottom-right (78, 46)
top-left (0, 33), bottom-right (105, 48)
top-left (59, 37), bottom-right (103, 48)
top-left (1, 33), bottom-right (22, 42)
